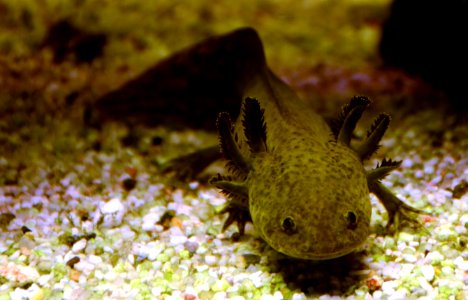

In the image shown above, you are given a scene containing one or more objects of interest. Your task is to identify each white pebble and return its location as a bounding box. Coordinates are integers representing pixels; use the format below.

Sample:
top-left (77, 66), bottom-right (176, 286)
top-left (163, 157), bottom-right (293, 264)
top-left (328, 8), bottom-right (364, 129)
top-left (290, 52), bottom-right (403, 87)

top-left (229, 296), bottom-right (246, 300)
top-left (423, 164), bottom-right (435, 174)
top-left (100, 198), bottom-right (125, 227)
top-left (81, 221), bottom-right (94, 233)
top-left (436, 226), bottom-right (456, 241)
top-left (72, 239), bottom-right (87, 253)
top-left (453, 256), bottom-right (468, 271)
top-left (426, 251), bottom-right (444, 264)
top-left (204, 255), bottom-right (217, 266)
top-left (101, 198), bottom-right (125, 214)
top-left (414, 170), bottom-right (424, 179)
top-left (212, 292), bottom-right (227, 300)
top-left (88, 255), bottom-right (103, 265)
top-left (381, 280), bottom-right (398, 294)
top-left (418, 277), bottom-right (434, 293)
top-left (142, 212), bottom-right (160, 231)
top-left (291, 294), bottom-right (307, 300)
top-left (460, 214), bottom-right (468, 226)
top-left (65, 185), bottom-right (81, 199)
top-left (398, 232), bottom-right (414, 242)
top-left (37, 274), bottom-right (51, 286)
top-left (74, 260), bottom-right (95, 276)
top-left (121, 225), bottom-right (136, 240)
top-left (401, 158), bottom-right (413, 168)
top-left (273, 291), bottom-right (283, 299)
top-left (146, 242), bottom-right (164, 261)
top-left (169, 235), bottom-right (187, 246)
top-left (421, 265), bottom-right (435, 281)
top-left (402, 254), bottom-right (417, 263)
top-left (103, 246), bottom-right (114, 253)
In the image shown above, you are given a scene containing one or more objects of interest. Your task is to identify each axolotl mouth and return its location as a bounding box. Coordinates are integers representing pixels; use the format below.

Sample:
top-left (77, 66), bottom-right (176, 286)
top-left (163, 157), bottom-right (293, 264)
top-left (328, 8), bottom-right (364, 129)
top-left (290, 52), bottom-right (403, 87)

top-left (263, 226), bottom-right (369, 260)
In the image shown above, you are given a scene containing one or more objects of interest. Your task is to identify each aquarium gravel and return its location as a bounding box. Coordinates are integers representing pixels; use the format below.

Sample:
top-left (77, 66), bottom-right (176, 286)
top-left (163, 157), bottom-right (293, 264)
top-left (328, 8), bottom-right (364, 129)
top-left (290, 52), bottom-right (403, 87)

top-left (0, 105), bottom-right (467, 299)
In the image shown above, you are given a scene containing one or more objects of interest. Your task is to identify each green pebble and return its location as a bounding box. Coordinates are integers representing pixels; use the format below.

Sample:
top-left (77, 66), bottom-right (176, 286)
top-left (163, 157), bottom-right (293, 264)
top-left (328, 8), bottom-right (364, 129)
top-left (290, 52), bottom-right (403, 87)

top-left (179, 249), bottom-right (190, 259)
top-left (260, 284), bottom-right (272, 294)
top-left (211, 279), bottom-right (231, 292)
top-left (113, 261), bottom-right (126, 272)
top-left (110, 254), bottom-right (121, 267)
top-left (52, 263), bottom-right (67, 278)
top-left (157, 253), bottom-right (170, 263)
top-left (32, 249), bottom-right (45, 257)
top-left (398, 232), bottom-right (414, 243)
top-left (401, 276), bottom-right (420, 290)
top-left (438, 286), bottom-right (457, 298)
top-left (94, 246), bottom-right (104, 255)
top-left (385, 235), bottom-right (396, 247)
top-left (238, 279), bottom-right (255, 293)
top-left (402, 247), bottom-right (416, 254)
top-left (441, 260), bottom-right (455, 268)
top-left (130, 278), bottom-right (142, 288)
top-left (206, 226), bottom-right (219, 236)
top-left (196, 245), bottom-right (208, 255)
top-left (163, 247), bottom-right (175, 257)
top-left (37, 260), bottom-right (53, 273)
top-left (163, 270), bottom-right (173, 281)
top-left (139, 261), bottom-right (153, 272)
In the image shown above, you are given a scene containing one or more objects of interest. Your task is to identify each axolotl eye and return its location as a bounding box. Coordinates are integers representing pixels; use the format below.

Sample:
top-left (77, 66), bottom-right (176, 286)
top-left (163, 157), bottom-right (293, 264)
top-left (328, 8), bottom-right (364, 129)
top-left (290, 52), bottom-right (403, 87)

top-left (281, 216), bottom-right (297, 235)
top-left (345, 211), bottom-right (358, 230)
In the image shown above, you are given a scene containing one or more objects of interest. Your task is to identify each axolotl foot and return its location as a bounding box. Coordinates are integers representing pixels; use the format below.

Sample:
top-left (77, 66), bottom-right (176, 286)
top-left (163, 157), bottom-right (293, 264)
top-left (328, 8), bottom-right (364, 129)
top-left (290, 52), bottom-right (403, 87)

top-left (209, 173), bottom-right (251, 235)
top-left (367, 159), bottom-right (426, 233)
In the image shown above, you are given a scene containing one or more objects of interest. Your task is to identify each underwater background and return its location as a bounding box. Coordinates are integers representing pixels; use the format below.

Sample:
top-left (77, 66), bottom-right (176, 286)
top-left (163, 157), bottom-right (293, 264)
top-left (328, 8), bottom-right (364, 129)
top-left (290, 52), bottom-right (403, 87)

top-left (0, 0), bottom-right (467, 299)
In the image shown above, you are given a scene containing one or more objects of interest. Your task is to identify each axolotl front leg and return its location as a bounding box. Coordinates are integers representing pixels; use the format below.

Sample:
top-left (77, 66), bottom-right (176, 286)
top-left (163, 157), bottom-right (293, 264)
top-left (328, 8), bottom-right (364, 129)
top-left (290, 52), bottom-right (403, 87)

top-left (209, 98), bottom-right (264, 235)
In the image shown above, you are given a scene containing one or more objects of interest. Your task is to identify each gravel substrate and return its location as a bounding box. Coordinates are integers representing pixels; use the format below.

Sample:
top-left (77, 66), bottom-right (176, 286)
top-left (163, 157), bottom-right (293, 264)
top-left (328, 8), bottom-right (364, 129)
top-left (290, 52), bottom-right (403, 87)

top-left (0, 100), bottom-right (467, 299)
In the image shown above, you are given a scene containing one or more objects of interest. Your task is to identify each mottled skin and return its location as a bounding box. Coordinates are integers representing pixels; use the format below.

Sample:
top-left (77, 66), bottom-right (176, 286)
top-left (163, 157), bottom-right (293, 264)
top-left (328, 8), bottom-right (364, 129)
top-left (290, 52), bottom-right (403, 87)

top-left (210, 29), bottom-right (423, 260)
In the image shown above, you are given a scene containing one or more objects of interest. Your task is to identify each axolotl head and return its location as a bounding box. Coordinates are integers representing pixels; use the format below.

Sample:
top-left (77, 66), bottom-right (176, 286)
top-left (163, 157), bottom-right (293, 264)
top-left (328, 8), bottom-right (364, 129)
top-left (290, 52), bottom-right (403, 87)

top-left (247, 140), bottom-right (372, 260)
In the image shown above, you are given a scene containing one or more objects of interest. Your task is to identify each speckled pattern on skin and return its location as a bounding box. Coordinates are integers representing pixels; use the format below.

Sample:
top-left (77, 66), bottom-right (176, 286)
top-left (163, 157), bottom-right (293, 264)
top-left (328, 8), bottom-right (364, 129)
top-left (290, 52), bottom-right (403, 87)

top-left (210, 28), bottom-right (423, 260)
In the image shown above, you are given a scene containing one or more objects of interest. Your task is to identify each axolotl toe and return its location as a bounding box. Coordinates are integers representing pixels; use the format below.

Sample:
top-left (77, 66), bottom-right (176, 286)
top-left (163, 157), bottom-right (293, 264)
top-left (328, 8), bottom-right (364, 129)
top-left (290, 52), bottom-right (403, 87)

top-left (210, 29), bottom-right (423, 260)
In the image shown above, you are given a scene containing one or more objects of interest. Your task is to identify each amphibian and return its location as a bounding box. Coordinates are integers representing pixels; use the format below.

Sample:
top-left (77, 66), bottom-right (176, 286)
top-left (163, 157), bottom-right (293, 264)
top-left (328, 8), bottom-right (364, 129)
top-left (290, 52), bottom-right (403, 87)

top-left (94, 27), bottom-right (423, 260)
top-left (206, 29), bottom-right (423, 260)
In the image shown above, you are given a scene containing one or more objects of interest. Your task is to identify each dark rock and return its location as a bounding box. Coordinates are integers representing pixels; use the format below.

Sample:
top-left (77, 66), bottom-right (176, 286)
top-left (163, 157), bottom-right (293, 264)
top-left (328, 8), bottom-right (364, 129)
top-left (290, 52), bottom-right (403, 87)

top-left (41, 19), bottom-right (107, 64)
top-left (379, 0), bottom-right (468, 114)
top-left (91, 27), bottom-right (266, 130)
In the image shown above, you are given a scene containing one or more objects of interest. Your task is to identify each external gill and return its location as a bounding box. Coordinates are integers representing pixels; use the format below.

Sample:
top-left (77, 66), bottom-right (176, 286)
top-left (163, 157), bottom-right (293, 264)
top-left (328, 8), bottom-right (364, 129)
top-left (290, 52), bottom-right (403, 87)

top-left (211, 97), bottom-right (267, 235)
top-left (333, 96), bottom-right (425, 232)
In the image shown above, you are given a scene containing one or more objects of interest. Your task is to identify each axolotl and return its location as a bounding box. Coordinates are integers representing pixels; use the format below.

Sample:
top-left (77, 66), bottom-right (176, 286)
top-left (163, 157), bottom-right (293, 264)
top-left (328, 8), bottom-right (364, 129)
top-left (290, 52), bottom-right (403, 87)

top-left (207, 29), bottom-right (423, 260)
top-left (94, 27), bottom-right (423, 260)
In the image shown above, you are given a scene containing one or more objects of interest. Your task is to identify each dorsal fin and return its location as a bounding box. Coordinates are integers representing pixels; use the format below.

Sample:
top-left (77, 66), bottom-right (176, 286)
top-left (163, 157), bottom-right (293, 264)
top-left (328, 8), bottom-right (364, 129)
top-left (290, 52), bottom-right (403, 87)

top-left (242, 97), bottom-right (267, 153)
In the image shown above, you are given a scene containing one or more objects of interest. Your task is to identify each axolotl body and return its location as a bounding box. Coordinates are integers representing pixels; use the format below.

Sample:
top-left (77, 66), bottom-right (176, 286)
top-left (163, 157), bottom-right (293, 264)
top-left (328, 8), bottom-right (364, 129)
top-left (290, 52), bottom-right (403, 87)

top-left (208, 28), bottom-right (422, 260)
top-left (94, 27), bottom-right (423, 260)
